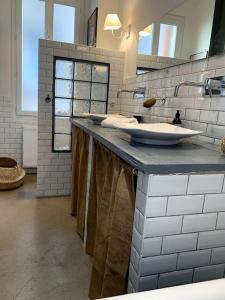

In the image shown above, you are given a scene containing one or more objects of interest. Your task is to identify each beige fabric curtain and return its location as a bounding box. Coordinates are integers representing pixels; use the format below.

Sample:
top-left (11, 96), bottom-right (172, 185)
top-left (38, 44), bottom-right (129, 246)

top-left (71, 126), bottom-right (89, 240)
top-left (87, 140), bottom-right (136, 299)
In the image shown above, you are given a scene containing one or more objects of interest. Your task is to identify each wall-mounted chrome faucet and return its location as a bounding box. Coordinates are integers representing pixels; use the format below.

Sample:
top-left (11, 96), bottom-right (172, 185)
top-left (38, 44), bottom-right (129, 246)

top-left (117, 87), bottom-right (146, 98)
top-left (174, 81), bottom-right (207, 97)
top-left (205, 77), bottom-right (225, 96)
top-left (174, 77), bottom-right (225, 97)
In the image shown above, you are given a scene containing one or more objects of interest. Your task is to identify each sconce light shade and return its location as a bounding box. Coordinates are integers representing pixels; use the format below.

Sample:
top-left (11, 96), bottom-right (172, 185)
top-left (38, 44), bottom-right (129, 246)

top-left (104, 14), bottom-right (122, 31)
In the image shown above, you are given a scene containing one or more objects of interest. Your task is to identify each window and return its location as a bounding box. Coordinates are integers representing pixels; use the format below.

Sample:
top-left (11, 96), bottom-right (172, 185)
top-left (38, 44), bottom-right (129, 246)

top-left (158, 24), bottom-right (177, 57)
top-left (138, 35), bottom-right (153, 55)
top-left (19, 0), bottom-right (80, 114)
top-left (138, 25), bottom-right (154, 55)
top-left (21, 0), bottom-right (45, 112)
top-left (138, 15), bottom-right (184, 58)
top-left (53, 4), bottom-right (76, 43)
top-left (53, 58), bottom-right (110, 152)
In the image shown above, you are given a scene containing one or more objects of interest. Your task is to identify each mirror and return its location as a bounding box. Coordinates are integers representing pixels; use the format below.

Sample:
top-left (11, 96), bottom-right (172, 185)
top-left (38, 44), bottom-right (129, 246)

top-left (136, 0), bottom-right (216, 74)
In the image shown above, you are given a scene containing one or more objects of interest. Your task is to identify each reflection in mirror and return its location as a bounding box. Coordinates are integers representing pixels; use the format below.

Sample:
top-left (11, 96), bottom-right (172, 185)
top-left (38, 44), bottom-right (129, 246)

top-left (137, 0), bottom-right (216, 74)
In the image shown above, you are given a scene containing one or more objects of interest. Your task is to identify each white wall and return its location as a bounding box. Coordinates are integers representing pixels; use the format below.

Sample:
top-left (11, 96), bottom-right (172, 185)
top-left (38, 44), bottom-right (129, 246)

top-left (0, 0), bottom-right (12, 97)
top-left (97, 0), bottom-right (121, 51)
top-left (172, 0), bottom-right (215, 59)
top-left (119, 0), bottom-right (185, 33)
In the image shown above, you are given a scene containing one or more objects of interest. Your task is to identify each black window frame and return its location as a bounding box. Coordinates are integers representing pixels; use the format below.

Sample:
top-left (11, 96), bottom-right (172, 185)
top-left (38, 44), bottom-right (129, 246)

top-left (52, 56), bottom-right (110, 153)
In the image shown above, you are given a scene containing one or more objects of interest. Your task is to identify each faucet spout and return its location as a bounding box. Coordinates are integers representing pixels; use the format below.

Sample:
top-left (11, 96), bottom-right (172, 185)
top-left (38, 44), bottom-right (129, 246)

top-left (174, 81), bottom-right (206, 97)
top-left (117, 87), bottom-right (146, 98)
top-left (117, 89), bottom-right (134, 98)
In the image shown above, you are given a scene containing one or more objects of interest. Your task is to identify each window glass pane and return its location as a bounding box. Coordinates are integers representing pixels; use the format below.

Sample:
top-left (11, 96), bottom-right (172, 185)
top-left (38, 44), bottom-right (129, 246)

top-left (73, 101), bottom-right (90, 116)
top-left (74, 63), bottom-right (91, 81)
top-left (91, 83), bottom-right (107, 101)
top-left (138, 25), bottom-right (154, 55)
top-left (74, 82), bottom-right (91, 99)
top-left (55, 98), bottom-right (72, 116)
top-left (138, 35), bottom-right (153, 55)
top-left (90, 102), bottom-right (106, 114)
top-left (22, 0), bottom-right (45, 112)
top-left (158, 24), bottom-right (177, 58)
top-left (92, 65), bottom-right (108, 83)
top-left (53, 4), bottom-right (75, 43)
top-left (56, 60), bottom-right (73, 79)
top-left (54, 134), bottom-right (71, 151)
top-left (55, 80), bottom-right (73, 98)
top-left (55, 117), bottom-right (71, 134)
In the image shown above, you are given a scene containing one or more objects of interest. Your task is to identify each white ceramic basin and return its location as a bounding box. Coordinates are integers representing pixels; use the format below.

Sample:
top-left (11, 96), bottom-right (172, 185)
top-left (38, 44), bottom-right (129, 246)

top-left (115, 123), bottom-right (202, 145)
top-left (84, 113), bottom-right (124, 125)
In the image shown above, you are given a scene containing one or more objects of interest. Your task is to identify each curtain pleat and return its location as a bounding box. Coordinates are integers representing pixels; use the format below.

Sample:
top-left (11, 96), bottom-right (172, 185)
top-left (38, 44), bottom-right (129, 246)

top-left (87, 141), bottom-right (136, 299)
top-left (86, 140), bottom-right (110, 256)
top-left (71, 126), bottom-right (89, 240)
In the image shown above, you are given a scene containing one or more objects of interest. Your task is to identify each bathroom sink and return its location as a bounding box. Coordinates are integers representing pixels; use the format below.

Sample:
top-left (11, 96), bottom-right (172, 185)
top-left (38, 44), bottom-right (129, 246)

top-left (84, 113), bottom-right (124, 125)
top-left (114, 123), bottom-right (202, 145)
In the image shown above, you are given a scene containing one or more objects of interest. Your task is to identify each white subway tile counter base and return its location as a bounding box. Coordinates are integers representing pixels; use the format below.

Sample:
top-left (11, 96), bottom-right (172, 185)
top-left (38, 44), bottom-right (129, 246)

top-left (130, 171), bottom-right (225, 292)
top-left (72, 119), bottom-right (225, 294)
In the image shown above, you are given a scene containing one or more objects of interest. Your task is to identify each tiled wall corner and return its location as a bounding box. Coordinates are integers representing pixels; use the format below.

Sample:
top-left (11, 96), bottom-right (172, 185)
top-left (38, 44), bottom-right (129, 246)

top-left (129, 172), bottom-right (225, 292)
top-left (37, 40), bottom-right (125, 197)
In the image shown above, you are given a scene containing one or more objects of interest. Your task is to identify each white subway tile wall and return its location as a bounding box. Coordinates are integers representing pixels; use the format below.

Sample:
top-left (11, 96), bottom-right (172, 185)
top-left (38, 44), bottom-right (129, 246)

top-left (128, 172), bottom-right (225, 293)
top-left (217, 212), bottom-right (225, 229)
top-left (162, 233), bottom-right (198, 254)
top-left (0, 96), bottom-right (25, 164)
top-left (138, 274), bottom-right (158, 291)
top-left (193, 264), bottom-right (225, 282)
top-left (187, 174), bottom-right (224, 194)
top-left (140, 254), bottom-right (178, 276)
top-left (158, 269), bottom-right (193, 288)
top-left (37, 40), bottom-right (125, 196)
top-left (120, 54), bottom-right (225, 144)
top-left (204, 194), bottom-right (225, 212)
top-left (177, 250), bottom-right (211, 269)
top-left (182, 213), bottom-right (217, 233)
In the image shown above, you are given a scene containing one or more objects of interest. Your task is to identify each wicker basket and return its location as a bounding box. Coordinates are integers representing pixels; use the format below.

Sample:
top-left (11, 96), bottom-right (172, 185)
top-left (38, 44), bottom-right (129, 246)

top-left (0, 157), bottom-right (26, 190)
top-left (222, 137), bottom-right (225, 155)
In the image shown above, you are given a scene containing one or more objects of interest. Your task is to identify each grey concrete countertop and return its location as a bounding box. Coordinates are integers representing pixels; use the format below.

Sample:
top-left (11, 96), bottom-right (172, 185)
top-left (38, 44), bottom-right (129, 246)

top-left (71, 118), bottom-right (225, 174)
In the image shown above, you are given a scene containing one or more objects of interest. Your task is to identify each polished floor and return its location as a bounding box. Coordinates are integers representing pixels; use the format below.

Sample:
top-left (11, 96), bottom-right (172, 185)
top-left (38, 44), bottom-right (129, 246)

top-left (0, 175), bottom-right (92, 300)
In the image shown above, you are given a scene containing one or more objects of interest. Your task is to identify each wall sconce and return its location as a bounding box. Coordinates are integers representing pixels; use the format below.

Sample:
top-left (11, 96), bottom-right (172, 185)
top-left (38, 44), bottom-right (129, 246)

top-left (103, 14), bottom-right (131, 39)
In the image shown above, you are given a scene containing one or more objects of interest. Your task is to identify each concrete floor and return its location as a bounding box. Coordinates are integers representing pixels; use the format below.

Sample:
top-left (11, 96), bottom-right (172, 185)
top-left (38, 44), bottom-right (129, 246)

top-left (0, 175), bottom-right (92, 300)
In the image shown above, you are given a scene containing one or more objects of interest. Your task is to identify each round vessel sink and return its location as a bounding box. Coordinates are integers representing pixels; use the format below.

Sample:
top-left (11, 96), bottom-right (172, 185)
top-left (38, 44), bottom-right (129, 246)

top-left (115, 123), bottom-right (202, 145)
